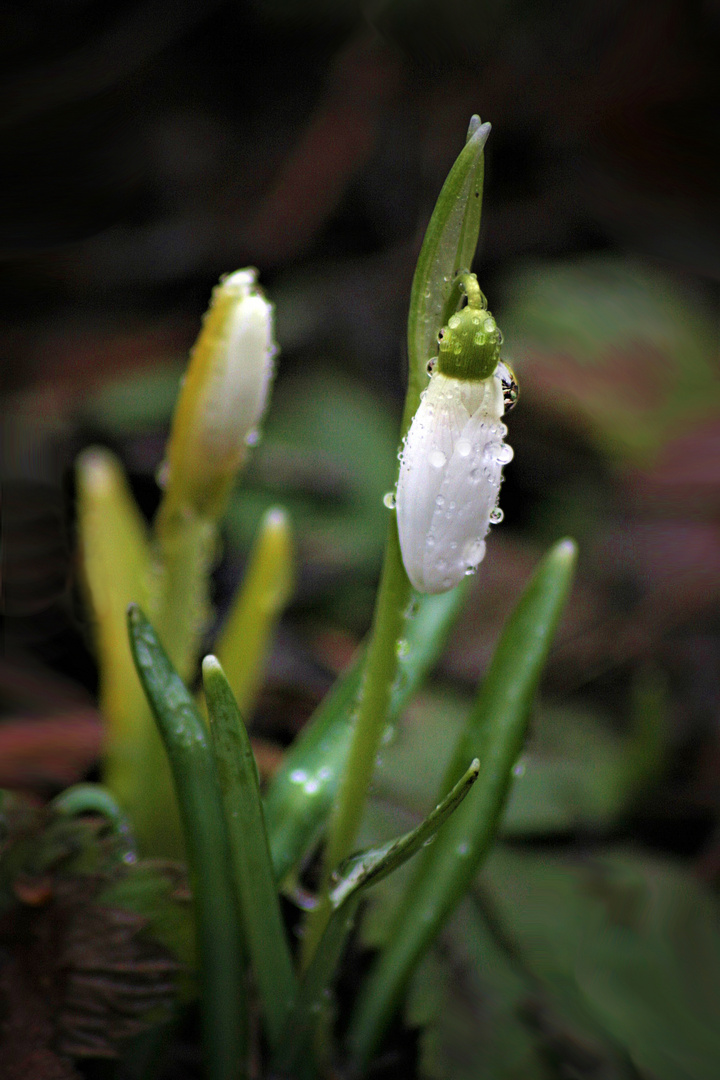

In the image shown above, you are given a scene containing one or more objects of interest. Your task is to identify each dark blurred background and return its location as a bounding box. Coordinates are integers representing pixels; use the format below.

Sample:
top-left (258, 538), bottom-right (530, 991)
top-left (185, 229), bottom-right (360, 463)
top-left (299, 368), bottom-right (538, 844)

top-left (1, 0), bottom-right (719, 871)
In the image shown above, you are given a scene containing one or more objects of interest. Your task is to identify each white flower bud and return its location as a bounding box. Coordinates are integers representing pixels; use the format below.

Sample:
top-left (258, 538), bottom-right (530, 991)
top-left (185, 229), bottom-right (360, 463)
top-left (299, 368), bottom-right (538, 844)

top-left (396, 364), bottom-right (514, 594)
top-left (163, 268), bottom-right (277, 518)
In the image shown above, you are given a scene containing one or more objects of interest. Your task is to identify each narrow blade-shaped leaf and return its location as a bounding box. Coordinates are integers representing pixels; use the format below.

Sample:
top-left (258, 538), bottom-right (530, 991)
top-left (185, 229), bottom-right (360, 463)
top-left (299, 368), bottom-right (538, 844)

top-left (76, 447), bottom-right (182, 857)
top-left (404, 117), bottom-right (490, 432)
top-left (202, 656), bottom-right (296, 1054)
top-left (275, 759), bottom-right (480, 1075)
top-left (214, 507), bottom-right (294, 719)
top-left (128, 606), bottom-right (247, 1080)
top-left (347, 539), bottom-right (577, 1068)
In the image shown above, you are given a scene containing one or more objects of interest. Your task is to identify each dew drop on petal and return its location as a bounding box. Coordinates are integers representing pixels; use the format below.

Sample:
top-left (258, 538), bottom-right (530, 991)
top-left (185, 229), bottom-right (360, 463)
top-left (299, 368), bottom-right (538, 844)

top-left (383, 491), bottom-right (396, 509)
top-left (489, 506), bottom-right (504, 524)
top-left (428, 449), bottom-right (447, 469)
top-left (456, 438), bottom-right (472, 457)
top-left (436, 494), bottom-right (445, 507)
top-left (463, 538), bottom-right (486, 566)
top-left (495, 443), bottom-right (514, 464)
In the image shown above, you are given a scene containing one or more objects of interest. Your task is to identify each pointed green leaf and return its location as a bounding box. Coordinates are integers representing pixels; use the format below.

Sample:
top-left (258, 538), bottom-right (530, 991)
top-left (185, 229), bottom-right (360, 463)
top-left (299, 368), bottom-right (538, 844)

top-left (214, 507), bottom-right (294, 719)
top-left (404, 117), bottom-right (490, 433)
top-left (202, 656), bottom-right (297, 1054)
top-left (275, 759), bottom-right (480, 1075)
top-left (347, 539), bottom-right (577, 1069)
top-left (127, 606), bottom-right (247, 1080)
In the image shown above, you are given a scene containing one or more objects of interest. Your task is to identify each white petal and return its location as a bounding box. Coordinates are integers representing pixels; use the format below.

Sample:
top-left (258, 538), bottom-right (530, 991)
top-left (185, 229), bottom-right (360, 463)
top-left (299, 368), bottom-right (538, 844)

top-left (396, 371), bottom-right (509, 593)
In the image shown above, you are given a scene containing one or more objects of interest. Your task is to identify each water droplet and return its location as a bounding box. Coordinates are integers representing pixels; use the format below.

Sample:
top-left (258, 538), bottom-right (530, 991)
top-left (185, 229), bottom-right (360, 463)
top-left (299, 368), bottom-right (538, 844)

top-left (290, 769), bottom-right (307, 784)
top-left (456, 841), bottom-right (469, 856)
top-left (469, 468), bottom-right (481, 484)
top-left (396, 638), bottom-right (410, 659)
top-left (489, 506), bottom-right (504, 524)
top-left (404, 598), bottom-right (419, 620)
top-left (436, 494), bottom-right (445, 507)
top-left (304, 778), bottom-right (319, 795)
top-left (383, 491), bottom-right (396, 509)
top-left (426, 535), bottom-right (436, 548)
top-left (463, 538), bottom-right (486, 565)
top-left (436, 559), bottom-right (447, 572)
top-left (428, 449), bottom-right (446, 469)
top-left (512, 759), bottom-right (526, 778)
top-left (423, 835), bottom-right (436, 847)
top-left (318, 766), bottom-right (331, 781)
top-left (484, 317), bottom-right (495, 332)
top-left (495, 443), bottom-right (514, 464)
top-left (456, 438), bottom-right (472, 457)
top-left (448, 314), bottom-right (461, 329)
top-left (245, 428), bottom-right (260, 447)
top-left (426, 357), bottom-right (437, 374)
top-left (381, 724), bottom-right (395, 746)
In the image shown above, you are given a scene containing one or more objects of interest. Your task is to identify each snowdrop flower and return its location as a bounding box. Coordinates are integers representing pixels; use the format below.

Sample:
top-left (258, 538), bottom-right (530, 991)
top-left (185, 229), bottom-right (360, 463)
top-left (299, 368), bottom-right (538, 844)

top-left (396, 294), bottom-right (517, 593)
top-left (162, 268), bottom-right (277, 520)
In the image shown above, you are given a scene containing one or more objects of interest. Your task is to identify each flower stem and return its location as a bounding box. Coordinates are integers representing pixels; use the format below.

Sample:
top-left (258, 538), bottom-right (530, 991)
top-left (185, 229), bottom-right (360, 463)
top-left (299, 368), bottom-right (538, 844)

top-left (301, 519), bottom-right (411, 966)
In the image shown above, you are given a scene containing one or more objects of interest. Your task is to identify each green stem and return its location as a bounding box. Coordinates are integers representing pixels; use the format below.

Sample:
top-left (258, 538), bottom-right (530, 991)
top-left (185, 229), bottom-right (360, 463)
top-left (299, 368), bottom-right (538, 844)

top-left (301, 520), bottom-right (411, 965)
top-left (151, 509), bottom-right (216, 683)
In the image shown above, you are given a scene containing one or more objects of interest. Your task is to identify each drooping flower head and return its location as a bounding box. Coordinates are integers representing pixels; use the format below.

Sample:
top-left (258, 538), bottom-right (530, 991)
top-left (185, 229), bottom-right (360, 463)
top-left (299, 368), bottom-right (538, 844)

top-left (396, 280), bottom-right (517, 593)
